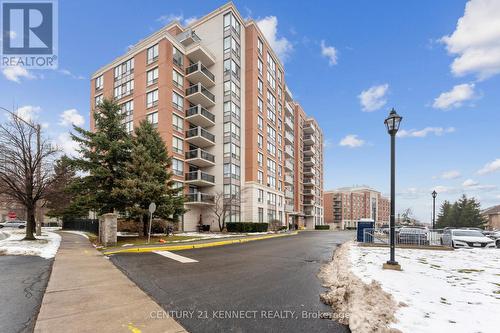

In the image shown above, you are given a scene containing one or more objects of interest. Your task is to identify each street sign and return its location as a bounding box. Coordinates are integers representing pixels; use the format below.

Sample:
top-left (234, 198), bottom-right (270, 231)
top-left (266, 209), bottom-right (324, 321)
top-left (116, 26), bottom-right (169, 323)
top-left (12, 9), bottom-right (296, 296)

top-left (149, 202), bottom-right (156, 214)
top-left (7, 211), bottom-right (16, 219)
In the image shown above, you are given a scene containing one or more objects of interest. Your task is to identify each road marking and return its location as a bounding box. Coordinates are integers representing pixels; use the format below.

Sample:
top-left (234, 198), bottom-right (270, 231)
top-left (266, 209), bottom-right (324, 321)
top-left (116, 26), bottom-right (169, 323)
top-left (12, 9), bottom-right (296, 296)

top-left (152, 251), bottom-right (198, 263)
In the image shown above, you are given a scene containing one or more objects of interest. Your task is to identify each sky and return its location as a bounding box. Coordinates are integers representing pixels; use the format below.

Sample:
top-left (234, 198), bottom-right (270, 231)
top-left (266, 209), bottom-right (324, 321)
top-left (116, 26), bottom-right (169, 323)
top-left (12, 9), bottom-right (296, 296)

top-left (1, 0), bottom-right (499, 223)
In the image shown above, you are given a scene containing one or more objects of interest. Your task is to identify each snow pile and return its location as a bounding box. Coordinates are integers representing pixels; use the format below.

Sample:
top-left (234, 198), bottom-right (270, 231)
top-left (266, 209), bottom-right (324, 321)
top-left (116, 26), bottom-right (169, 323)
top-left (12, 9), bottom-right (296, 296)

top-left (319, 241), bottom-right (400, 333)
top-left (0, 229), bottom-right (61, 259)
top-left (348, 244), bottom-right (500, 333)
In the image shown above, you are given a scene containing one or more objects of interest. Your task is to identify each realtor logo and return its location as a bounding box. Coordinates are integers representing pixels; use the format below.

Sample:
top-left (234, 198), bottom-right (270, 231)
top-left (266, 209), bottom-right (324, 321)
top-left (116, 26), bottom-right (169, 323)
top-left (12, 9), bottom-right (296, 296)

top-left (1, 0), bottom-right (58, 69)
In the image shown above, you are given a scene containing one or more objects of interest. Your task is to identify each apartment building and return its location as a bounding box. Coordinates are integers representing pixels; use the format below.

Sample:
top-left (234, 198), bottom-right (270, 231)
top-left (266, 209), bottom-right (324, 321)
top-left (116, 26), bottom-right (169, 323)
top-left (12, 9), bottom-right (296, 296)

top-left (90, 2), bottom-right (324, 231)
top-left (324, 186), bottom-right (389, 230)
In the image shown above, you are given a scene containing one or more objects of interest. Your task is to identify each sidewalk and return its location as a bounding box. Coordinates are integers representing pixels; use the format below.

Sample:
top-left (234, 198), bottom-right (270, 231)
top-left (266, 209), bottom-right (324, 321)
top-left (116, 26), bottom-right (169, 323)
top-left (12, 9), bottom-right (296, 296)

top-left (34, 232), bottom-right (187, 333)
top-left (103, 231), bottom-right (299, 255)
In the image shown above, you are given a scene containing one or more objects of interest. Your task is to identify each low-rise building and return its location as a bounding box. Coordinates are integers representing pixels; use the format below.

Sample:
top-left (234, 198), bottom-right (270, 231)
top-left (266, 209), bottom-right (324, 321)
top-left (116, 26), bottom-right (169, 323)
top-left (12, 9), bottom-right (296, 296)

top-left (324, 186), bottom-right (389, 229)
top-left (482, 205), bottom-right (500, 230)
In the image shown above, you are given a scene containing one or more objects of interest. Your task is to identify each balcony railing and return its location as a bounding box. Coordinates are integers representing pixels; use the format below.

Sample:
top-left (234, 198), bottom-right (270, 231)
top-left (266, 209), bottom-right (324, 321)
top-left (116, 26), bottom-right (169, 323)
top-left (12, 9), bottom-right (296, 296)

top-left (284, 159), bottom-right (294, 171)
top-left (186, 105), bottom-right (215, 126)
top-left (285, 145), bottom-right (294, 157)
top-left (185, 148), bottom-right (215, 163)
top-left (185, 127), bottom-right (215, 143)
top-left (285, 116), bottom-right (294, 129)
top-left (186, 62), bottom-right (215, 82)
top-left (185, 170), bottom-right (215, 184)
top-left (186, 83), bottom-right (215, 104)
top-left (185, 192), bottom-right (215, 204)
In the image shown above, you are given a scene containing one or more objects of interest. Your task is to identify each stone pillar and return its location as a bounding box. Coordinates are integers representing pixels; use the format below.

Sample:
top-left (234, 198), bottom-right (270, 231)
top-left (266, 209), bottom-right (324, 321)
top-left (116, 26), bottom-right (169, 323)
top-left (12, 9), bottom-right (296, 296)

top-left (99, 213), bottom-right (117, 247)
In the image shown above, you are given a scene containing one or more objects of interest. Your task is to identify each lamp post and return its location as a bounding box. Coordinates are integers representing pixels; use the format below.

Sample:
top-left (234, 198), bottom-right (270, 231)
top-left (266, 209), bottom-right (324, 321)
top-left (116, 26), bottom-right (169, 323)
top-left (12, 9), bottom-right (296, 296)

top-left (383, 108), bottom-right (402, 270)
top-left (0, 106), bottom-right (43, 236)
top-left (431, 190), bottom-right (437, 230)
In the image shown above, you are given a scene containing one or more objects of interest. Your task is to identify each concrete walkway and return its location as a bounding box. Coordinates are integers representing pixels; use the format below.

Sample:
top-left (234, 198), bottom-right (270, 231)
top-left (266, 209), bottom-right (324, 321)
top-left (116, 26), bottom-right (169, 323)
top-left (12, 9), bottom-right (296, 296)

top-left (34, 232), bottom-right (187, 333)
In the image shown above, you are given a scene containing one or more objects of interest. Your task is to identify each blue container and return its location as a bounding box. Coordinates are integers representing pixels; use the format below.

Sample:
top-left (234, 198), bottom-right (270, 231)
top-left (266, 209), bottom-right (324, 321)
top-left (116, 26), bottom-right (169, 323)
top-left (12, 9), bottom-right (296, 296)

top-left (357, 221), bottom-right (375, 242)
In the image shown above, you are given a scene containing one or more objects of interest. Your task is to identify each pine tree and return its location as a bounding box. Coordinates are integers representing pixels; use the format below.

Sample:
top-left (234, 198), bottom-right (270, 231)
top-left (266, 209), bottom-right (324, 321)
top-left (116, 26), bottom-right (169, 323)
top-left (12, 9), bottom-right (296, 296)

top-left (69, 98), bottom-right (132, 215)
top-left (116, 120), bottom-right (185, 235)
top-left (436, 200), bottom-right (451, 228)
top-left (435, 195), bottom-right (487, 229)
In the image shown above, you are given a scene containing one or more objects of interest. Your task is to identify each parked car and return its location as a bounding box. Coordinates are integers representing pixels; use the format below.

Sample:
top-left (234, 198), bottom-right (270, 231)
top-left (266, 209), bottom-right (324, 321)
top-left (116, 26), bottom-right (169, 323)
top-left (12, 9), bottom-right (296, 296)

top-left (485, 231), bottom-right (500, 248)
top-left (442, 229), bottom-right (495, 248)
top-left (0, 220), bottom-right (27, 229)
top-left (397, 227), bottom-right (429, 245)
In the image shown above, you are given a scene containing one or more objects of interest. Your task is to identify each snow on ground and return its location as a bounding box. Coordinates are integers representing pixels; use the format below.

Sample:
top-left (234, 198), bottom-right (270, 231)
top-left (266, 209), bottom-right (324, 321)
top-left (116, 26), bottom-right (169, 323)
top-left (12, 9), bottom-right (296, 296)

top-left (0, 228), bottom-right (61, 259)
top-left (349, 244), bottom-right (500, 333)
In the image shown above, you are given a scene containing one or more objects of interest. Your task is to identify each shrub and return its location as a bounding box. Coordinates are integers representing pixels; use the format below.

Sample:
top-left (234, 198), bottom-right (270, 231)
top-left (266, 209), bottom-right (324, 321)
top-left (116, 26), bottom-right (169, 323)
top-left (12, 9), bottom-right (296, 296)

top-left (315, 225), bottom-right (330, 230)
top-left (226, 222), bottom-right (268, 233)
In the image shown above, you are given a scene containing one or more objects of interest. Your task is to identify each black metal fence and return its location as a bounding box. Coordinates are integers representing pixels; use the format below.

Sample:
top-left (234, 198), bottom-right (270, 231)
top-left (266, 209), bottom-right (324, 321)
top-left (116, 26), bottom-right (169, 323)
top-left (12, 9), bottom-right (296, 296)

top-left (62, 217), bottom-right (99, 235)
top-left (362, 228), bottom-right (446, 247)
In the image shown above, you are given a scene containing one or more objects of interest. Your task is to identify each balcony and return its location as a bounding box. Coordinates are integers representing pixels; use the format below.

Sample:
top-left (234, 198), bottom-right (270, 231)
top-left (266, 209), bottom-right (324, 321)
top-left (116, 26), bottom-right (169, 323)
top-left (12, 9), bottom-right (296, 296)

top-left (303, 178), bottom-right (315, 187)
top-left (285, 204), bottom-right (294, 212)
top-left (177, 29), bottom-right (201, 46)
top-left (185, 127), bottom-right (215, 147)
top-left (303, 157), bottom-right (316, 166)
top-left (285, 190), bottom-right (294, 198)
top-left (284, 174), bottom-right (293, 184)
top-left (185, 170), bottom-right (215, 187)
top-left (304, 208), bottom-right (314, 216)
top-left (186, 62), bottom-right (215, 87)
top-left (303, 167), bottom-right (316, 176)
top-left (285, 116), bottom-right (294, 129)
top-left (185, 148), bottom-right (215, 167)
top-left (303, 122), bottom-right (316, 134)
top-left (303, 146), bottom-right (316, 157)
top-left (303, 189), bottom-right (314, 196)
top-left (186, 83), bottom-right (215, 108)
top-left (303, 134), bottom-right (316, 146)
top-left (186, 43), bottom-right (216, 67)
top-left (186, 105), bottom-right (215, 127)
top-left (285, 145), bottom-right (294, 157)
top-left (285, 131), bottom-right (294, 144)
top-left (185, 192), bottom-right (215, 205)
top-left (303, 200), bottom-right (315, 206)
top-left (284, 159), bottom-right (294, 171)
top-left (285, 101), bottom-right (293, 115)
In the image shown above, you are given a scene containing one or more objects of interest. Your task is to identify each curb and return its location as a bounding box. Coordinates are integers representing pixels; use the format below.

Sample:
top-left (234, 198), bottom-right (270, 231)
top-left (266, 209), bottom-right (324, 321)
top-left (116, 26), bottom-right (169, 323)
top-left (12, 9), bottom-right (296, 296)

top-left (103, 231), bottom-right (299, 255)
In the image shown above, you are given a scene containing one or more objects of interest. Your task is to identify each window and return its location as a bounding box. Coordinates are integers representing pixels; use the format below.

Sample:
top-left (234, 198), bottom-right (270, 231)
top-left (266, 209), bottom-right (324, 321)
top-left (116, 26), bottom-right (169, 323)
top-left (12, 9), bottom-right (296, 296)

top-left (257, 134), bottom-right (263, 149)
top-left (257, 79), bottom-right (263, 95)
top-left (257, 38), bottom-right (263, 56)
top-left (95, 75), bottom-right (103, 91)
top-left (95, 94), bottom-right (103, 106)
top-left (223, 101), bottom-right (240, 120)
top-left (224, 80), bottom-right (240, 99)
top-left (267, 52), bottom-right (276, 76)
top-left (172, 91), bottom-right (183, 111)
top-left (258, 189), bottom-right (264, 203)
top-left (224, 36), bottom-right (240, 57)
top-left (258, 170), bottom-right (263, 184)
top-left (114, 58), bottom-right (134, 79)
top-left (172, 136), bottom-right (183, 154)
top-left (147, 67), bottom-right (158, 85)
top-left (258, 58), bottom-right (263, 76)
top-left (267, 71), bottom-right (276, 90)
top-left (224, 59), bottom-right (240, 78)
top-left (267, 175), bottom-right (276, 188)
top-left (257, 98), bottom-right (263, 114)
top-left (257, 152), bottom-right (263, 167)
top-left (172, 113), bottom-right (183, 132)
top-left (267, 141), bottom-right (276, 155)
top-left (114, 79), bottom-right (134, 99)
top-left (257, 116), bottom-right (263, 131)
top-left (147, 44), bottom-right (158, 64)
top-left (172, 158), bottom-right (183, 176)
top-left (147, 111), bottom-right (158, 126)
top-left (146, 89), bottom-right (158, 108)
top-left (224, 122), bottom-right (240, 141)
top-left (120, 100), bottom-right (134, 122)
top-left (173, 70), bottom-right (183, 89)
top-left (267, 125), bottom-right (276, 141)
top-left (224, 163), bottom-right (240, 180)
top-left (223, 12), bottom-right (240, 35)
top-left (173, 47), bottom-right (183, 67)
top-left (258, 208), bottom-right (264, 222)
top-left (278, 69), bottom-right (282, 83)
top-left (123, 121), bottom-right (133, 134)
top-left (224, 142), bottom-right (240, 160)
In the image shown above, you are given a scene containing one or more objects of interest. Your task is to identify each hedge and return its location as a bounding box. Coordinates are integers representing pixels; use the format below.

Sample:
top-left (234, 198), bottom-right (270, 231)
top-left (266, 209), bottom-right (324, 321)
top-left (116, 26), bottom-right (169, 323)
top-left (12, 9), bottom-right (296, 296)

top-left (315, 225), bottom-right (330, 230)
top-left (226, 222), bottom-right (268, 233)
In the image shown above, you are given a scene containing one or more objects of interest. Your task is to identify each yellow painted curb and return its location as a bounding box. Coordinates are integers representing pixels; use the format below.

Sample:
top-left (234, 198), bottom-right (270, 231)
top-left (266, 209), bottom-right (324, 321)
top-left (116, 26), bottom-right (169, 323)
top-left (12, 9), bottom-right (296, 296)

top-left (103, 231), bottom-right (298, 255)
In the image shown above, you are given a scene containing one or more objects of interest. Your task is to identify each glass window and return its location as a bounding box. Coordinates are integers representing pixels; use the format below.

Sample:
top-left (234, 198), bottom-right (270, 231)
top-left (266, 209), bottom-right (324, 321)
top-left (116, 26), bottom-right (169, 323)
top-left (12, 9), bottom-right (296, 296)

top-left (257, 38), bottom-right (263, 56)
top-left (258, 134), bottom-right (263, 149)
top-left (172, 136), bottom-right (183, 154)
top-left (257, 79), bottom-right (263, 95)
top-left (147, 44), bottom-right (158, 64)
top-left (172, 91), bottom-right (184, 111)
top-left (258, 170), bottom-right (263, 184)
top-left (173, 47), bottom-right (183, 67)
top-left (173, 70), bottom-right (183, 89)
top-left (258, 152), bottom-right (263, 167)
top-left (258, 208), bottom-right (264, 222)
top-left (147, 111), bottom-right (158, 126)
top-left (258, 98), bottom-right (263, 114)
top-left (258, 59), bottom-right (263, 76)
top-left (172, 158), bottom-right (183, 176)
top-left (95, 75), bottom-right (103, 91)
top-left (147, 67), bottom-right (158, 85)
top-left (95, 94), bottom-right (103, 106)
top-left (172, 113), bottom-right (183, 132)
top-left (146, 89), bottom-right (158, 108)
top-left (123, 121), bottom-right (133, 134)
top-left (257, 116), bottom-right (263, 130)
top-left (223, 12), bottom-right (240, 35)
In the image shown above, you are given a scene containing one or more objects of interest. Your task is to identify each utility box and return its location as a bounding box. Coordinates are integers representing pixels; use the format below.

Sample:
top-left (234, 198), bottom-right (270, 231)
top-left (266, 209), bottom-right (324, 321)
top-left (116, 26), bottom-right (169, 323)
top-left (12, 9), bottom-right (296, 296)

top-left (357, 219), bottom-right (375, 242)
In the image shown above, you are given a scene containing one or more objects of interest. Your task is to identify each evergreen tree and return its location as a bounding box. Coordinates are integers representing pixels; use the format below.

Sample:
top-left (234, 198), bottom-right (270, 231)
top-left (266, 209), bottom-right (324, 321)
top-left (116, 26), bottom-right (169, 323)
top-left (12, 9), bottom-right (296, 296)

top-left (115, 120), bottom-right (185, 235)
top-left (69, 98), bottom-right (132, 215)
top-left (435, 195), bottom-right (486, 229)
top-left (436, 200), bottom-right (451, 228)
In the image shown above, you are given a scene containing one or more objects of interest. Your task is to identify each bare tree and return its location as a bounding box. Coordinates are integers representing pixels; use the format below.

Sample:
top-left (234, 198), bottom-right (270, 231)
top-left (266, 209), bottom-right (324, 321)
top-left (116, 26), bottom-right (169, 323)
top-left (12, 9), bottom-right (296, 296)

top-left (0, 115), bottom-right (59, 240)
top-left (208, 191), bottom-right (240, 232)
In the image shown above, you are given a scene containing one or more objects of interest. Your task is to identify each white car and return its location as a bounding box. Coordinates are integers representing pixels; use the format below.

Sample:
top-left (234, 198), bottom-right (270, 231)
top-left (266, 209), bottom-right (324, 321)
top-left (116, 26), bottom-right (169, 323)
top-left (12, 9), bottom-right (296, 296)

top-left (0, 220), bottom-right (27, 229)
top-left (442, 229), bottom-right (495, 248)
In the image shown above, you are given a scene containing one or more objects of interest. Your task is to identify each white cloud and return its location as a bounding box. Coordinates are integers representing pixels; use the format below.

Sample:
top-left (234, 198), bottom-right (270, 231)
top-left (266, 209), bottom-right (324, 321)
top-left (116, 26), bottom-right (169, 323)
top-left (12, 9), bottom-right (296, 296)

top-left (156, 14), bottom-right (197, 27)
top-left (320, 40), bottom-right (338, 66)
top-left (440, 170), bottom-right (462, 180)
top-left (2, 66), bottom-right (35, 83)
top-left (440, 0), bottom-right (500, 79)
top-left (339, 134), bottom-right (365, 148)
top-left (60, 109), bottom-right (84, 127)
top-left (15, 105), bottom-right (41, 122)
top-left (432, 185), bottom-right (454, 194)
top-left (477, 158), bottom-right (500, 175)
top-left (462, 178), bottom-right (479, 187)
top-left (55, 132), bottom-right (80, 157)
top-left (432, 83), bottom-right (476, 109)
top-left (397, 127), bottom-right (455, 138)
top-left (358, 84), bottom-right (389, 112)
top-left (59, 69), bottom-right (85, 80)
top-left (256, 16), bottom-right (293, 62)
